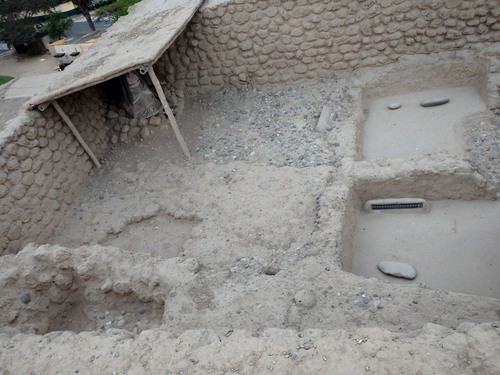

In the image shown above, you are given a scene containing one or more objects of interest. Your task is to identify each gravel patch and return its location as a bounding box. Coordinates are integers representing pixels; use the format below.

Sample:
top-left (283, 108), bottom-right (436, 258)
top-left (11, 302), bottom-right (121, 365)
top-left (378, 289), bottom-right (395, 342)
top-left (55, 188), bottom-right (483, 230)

top-left (465, 115), bottom-right (500, 190)
top-left (188, 77), bottom-right (353, 167)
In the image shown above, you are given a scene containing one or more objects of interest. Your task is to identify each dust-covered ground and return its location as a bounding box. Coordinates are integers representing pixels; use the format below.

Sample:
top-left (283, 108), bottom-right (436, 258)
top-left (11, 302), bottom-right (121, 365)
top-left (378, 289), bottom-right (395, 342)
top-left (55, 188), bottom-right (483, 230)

top-left (1, 53), bottom-right (499, 374)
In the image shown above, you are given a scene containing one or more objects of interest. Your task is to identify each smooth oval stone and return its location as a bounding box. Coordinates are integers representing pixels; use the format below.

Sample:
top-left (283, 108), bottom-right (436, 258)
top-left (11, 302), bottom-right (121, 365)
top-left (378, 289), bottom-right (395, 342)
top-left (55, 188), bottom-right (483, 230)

top-left (377, 260), bottom-right (417, 280)
top-left (388, 103), bottom-right (401, 110)
top-left (20, 293), bottom-right (31, 304)
top-left (420, 97), bottom-right (450, 107)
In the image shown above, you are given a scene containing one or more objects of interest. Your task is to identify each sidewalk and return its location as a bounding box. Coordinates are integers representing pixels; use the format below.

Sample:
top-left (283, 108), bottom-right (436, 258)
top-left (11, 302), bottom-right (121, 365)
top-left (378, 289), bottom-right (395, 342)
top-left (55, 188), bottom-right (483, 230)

top-left (0, 52), bottom-right (59, 128)
top-left (3, 74), bottom-right (56, 99)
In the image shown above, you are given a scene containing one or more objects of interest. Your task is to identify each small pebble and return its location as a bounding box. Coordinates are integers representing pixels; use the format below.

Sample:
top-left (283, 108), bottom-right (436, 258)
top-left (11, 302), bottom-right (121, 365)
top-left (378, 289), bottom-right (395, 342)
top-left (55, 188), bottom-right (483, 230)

top-left (20, 293), bottom-right (31, 304)
top-left (388, 103), bottom-right (401, 110)
top-left (263, 264), bottom-right (280, 275)
top-left (138, 307), bottom-right (147, 314)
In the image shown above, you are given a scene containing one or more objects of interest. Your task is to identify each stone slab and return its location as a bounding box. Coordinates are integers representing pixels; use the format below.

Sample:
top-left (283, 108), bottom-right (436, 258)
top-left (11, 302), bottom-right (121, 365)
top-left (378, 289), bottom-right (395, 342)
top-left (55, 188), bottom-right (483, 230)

top-left (377, 260), bottom-right (417, 280)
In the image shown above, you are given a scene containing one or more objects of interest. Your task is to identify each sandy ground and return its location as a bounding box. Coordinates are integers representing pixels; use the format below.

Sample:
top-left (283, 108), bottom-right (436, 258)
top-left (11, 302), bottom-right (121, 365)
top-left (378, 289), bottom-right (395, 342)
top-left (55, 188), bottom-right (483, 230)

top-left (1, 53), bottom-right (499, 374)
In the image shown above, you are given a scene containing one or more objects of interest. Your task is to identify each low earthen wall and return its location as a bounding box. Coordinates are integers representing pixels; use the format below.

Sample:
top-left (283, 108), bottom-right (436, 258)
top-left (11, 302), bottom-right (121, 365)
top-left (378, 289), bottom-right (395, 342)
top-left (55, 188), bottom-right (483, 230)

top-left (156, 0), bottom-right (500, 97)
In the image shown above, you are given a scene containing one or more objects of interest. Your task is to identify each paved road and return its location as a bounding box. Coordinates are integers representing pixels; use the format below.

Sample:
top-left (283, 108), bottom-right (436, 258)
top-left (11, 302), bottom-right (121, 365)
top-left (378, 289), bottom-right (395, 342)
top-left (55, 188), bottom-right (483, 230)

top-left (66, 17), bottom-right (110, 37)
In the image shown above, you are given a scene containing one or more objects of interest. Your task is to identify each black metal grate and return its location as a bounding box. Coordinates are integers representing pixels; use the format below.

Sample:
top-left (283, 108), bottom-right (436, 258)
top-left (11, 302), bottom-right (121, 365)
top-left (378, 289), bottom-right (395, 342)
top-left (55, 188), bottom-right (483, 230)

top-left (371, 202), bottom-right (424, 210)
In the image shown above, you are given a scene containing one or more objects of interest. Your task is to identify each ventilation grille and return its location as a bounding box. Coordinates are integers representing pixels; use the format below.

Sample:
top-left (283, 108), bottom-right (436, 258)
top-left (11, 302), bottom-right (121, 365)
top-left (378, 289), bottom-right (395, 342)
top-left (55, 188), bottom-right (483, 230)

top-left (371, 202), bottom-right (424, 210)
top-left (363, 198), bottom-right (430, 213)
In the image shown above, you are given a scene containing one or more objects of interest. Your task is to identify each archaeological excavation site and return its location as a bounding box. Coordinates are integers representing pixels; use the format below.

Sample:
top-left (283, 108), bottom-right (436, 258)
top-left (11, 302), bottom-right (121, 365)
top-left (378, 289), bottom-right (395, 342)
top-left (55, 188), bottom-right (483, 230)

top-left (0, 0), bottom-right (499, 373)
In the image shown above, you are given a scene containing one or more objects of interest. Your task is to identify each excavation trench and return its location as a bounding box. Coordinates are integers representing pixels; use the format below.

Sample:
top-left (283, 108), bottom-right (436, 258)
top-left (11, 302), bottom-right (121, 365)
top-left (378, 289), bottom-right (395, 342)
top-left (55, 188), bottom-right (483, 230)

top-left (356, 57), bottom-right (492, 161)
top-left (362, 85), bottom-right (486, 160)
top-left (342, 176), bottom-right (500, 299)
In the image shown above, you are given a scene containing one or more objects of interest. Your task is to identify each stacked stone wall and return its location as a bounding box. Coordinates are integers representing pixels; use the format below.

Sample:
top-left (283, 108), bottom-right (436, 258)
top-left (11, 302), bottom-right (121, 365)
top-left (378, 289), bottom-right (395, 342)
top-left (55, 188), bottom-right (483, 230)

top-left (0, 87), bottom-right (112, 255)
top-left (156, 0), bottom-right (500, 97)
top-left (106, 105), bottom-right (164, 144)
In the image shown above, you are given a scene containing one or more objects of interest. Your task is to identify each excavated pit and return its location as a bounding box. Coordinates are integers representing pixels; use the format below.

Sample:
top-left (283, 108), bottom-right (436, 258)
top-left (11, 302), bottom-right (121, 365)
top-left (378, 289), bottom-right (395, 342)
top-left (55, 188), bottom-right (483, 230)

top-left (343, 178), bottom-right (500, 299)
top-left (362, 85), bottom-right (486, 160)
top-left (8, 280), bottom-right (165, 336)
top-left (46, 288), bottom-right (164, 334)
top-left (356, 57), bottom-right (491, 161)
top-left (0, 244), bottom-right (169, 336)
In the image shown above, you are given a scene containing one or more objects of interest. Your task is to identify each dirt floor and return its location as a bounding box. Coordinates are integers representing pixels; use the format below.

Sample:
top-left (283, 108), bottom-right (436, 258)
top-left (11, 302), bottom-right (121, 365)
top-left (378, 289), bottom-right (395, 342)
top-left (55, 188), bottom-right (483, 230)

top-left (363, 85), bottom-right (486, 160)
top-left (1, 51), bottom-right (499, 374)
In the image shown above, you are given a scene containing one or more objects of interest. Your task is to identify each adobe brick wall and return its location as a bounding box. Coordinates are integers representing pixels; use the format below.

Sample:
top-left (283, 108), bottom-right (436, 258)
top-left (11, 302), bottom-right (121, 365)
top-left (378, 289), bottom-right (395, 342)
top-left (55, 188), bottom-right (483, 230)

top-left (0, 88), bottom-right (111, 254)
top-left (156, 0), bottom-right (499, 101)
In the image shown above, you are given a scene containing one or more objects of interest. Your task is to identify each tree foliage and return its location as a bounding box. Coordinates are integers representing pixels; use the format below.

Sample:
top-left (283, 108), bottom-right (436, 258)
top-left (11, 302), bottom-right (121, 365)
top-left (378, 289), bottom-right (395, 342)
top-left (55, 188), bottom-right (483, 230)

top-left (0, 0), bottom-right (56, 46)
top-left (46, 10), bottom-right (73, 41)
top-left (96, 0), bottom-right (141, 23)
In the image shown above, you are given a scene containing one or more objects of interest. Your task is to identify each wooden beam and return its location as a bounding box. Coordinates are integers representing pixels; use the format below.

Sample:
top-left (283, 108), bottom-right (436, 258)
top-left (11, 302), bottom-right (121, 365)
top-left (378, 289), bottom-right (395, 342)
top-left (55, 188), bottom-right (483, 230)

top-left (148, 66), bottom-right (191, 158)
top-left (52, 100), bottom-right (102, 168)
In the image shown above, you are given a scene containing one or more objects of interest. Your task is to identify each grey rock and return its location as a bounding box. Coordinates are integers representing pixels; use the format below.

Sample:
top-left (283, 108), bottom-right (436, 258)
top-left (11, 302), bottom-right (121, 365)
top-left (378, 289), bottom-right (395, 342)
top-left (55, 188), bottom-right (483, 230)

top-left (388, 103), bottom-right (401, 110)
top-left (316, 106), bottom-right (332, 131)
top-left (420, 97), bottom-right (450, 107)
top-left (7, 222), bottom-right (22, 240)
top-left (107, 110), bottom-right (119, 119)
top-left (11, 184), bottom-right (27, 200)
top-left (263, 263), bottom-right (280, 275)
top-left (20, 293), bottom-right (31, 304)
top-left (149, 116), bottom-right (162, 126)
top-left (377, 260), bottom-right (417, 280)
top-left (6, 157), bottom-right (19, 171)
top-left (0, 185), bottom-right (8, 199)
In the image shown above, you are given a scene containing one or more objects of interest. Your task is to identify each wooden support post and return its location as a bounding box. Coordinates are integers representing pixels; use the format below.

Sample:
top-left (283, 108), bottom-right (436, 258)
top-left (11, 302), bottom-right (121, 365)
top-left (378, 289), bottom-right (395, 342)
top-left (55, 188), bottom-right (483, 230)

top-left (52, 100), bottom-right (102, 168)
top-left (148, 66), bottom-right (191, 158)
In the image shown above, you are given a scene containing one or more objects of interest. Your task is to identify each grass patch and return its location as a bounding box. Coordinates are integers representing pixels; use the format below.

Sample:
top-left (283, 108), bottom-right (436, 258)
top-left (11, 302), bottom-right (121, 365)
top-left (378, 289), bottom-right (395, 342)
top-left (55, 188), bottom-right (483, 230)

top-left (0, 76), bottom-right (15, 85)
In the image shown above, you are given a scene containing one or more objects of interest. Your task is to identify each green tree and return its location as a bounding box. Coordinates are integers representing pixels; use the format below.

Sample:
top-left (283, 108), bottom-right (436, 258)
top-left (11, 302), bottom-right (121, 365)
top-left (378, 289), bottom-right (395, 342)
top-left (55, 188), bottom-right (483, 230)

top-left (46, 11), bottom-right (73, 41)
top-left (0, 0), bottom-right (56, 47)
top-left (71, 0), bottom-right (95, 31)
